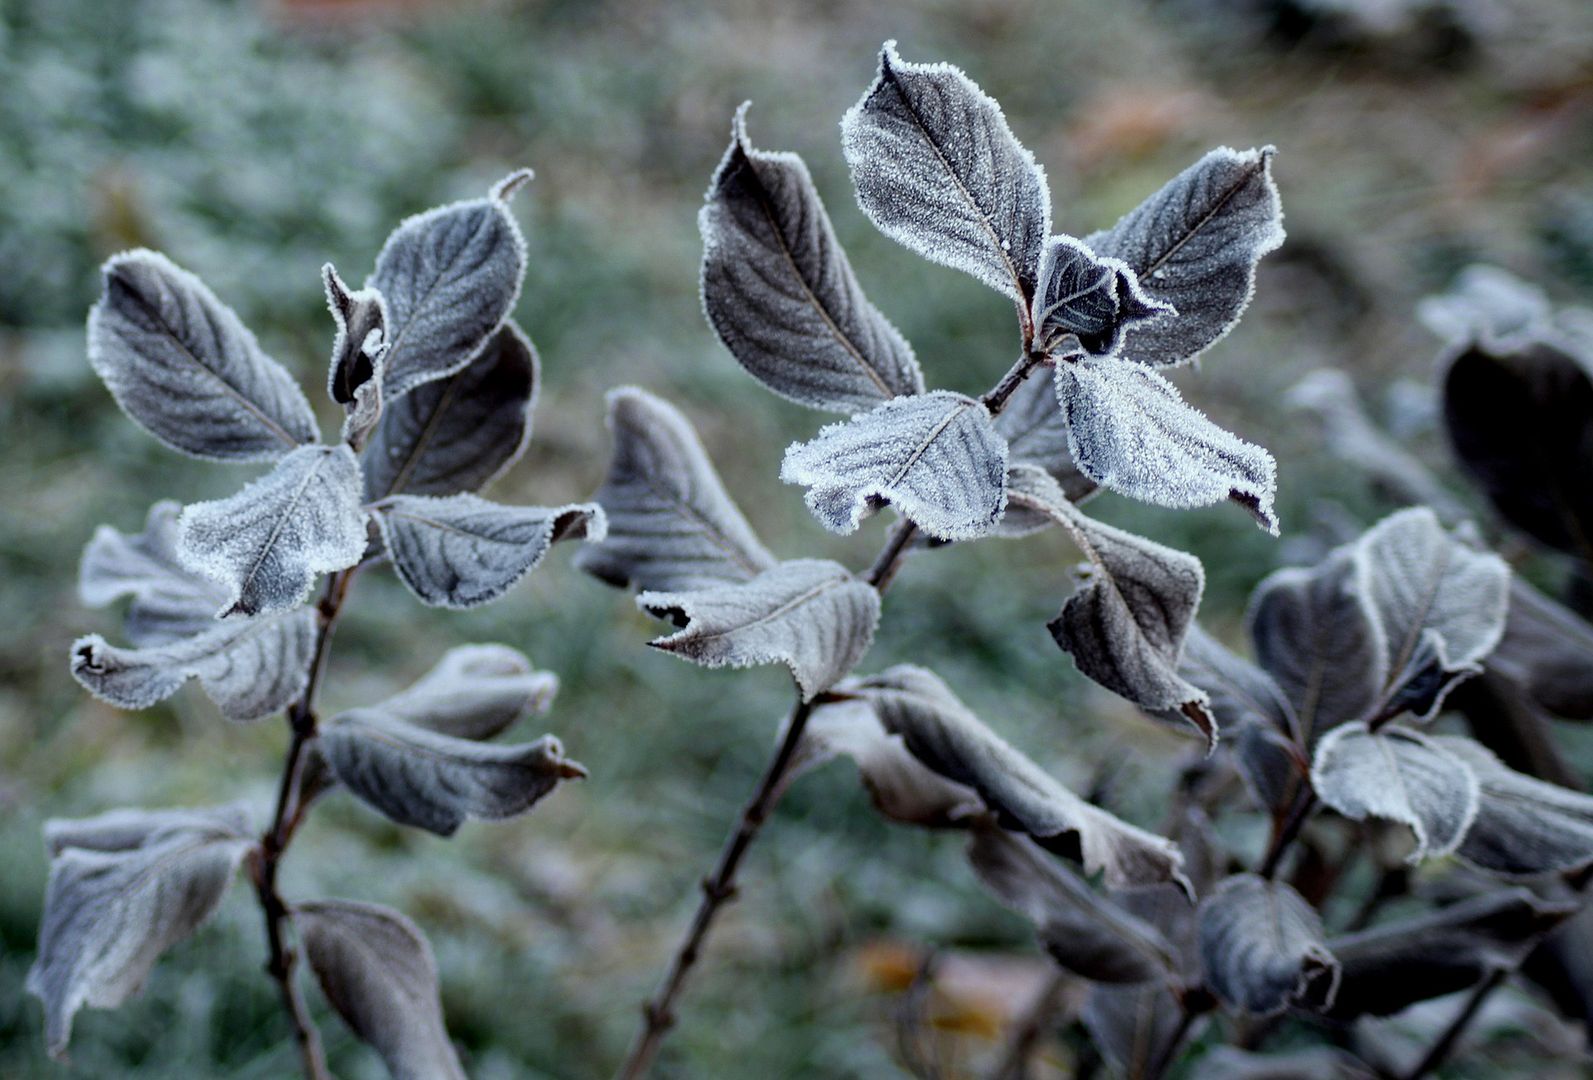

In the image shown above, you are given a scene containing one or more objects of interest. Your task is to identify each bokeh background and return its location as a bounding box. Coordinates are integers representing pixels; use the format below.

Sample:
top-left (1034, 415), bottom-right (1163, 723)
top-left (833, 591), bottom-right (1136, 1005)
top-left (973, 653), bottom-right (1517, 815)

top-left (3, 0), bottom-right (1592, 1075)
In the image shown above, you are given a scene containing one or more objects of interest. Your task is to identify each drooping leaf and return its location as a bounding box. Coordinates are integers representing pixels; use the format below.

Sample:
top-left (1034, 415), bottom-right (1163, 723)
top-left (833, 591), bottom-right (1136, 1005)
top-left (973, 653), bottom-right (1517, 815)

top-left (27, 805), bottom-right (251, 1058)
top-left (371, 494), bottom-right (604, 610)
top-left (321, 262), bottom-right (387, 408)
top-left (320, 709), bottom-right (585, 836)
top-left (1056, 358), bottom-right (1278, 532)
top-left (71, 609), bottom-right (315, 723)
top-left (780, 390), bottom-right (1009, 541)
top-left (369, 171), bottom-right (530, 399)
top-left (700, 104), bottom-right (922, 412)
top-left (295, 899), bottom-right (465, 1080)
top-left (575, 387), bottom-right (777, 593)
top-left (376, 644), bottom-right (558, 741)
top-left (1488, 577), bottom-right (1593, 721)
top-left (840, 41), bottom-right (1050, 305)
top-left (1436, 736), bottom-right (1593, 878)
top-left (362, 320), bottom-right (538, 501)
top-left (1030, 235), bottom-right (1173, 358)
top-left (1085, 146), bottom-right (1283, 368)
top-left (177, 444), bottom-right (368, 618)
top-left (639, 558), bottom-right (880, 702)
top-left (991, 370), bottom-right (1097, 502)
top-left (79, 501), bottom-right (229, 646)
top-left (1311, 721), bottom-right (1479, 862)
top-left (1197, 873), bottom-right (1339, 1016)
top-left (87, 250), bottom-right (318, 461)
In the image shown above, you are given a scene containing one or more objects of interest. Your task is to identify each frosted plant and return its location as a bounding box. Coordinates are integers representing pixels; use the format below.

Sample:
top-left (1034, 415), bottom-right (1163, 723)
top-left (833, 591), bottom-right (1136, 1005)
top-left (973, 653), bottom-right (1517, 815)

top-left (34, 176), bottom-right (602, 1079)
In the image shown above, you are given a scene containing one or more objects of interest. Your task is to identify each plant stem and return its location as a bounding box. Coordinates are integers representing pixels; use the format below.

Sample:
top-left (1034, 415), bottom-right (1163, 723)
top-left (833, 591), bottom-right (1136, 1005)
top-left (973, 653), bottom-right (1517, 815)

top-left (988, 969), bottom-right (1068, 1080)
top-left (1403, 969), bottom-right (1506, 1080)
top-left (1146, 986), bottom-right (1214, 1080)
top-left (1258, 789), bottom-right (1317, 880)
top-left (980, 353), bottom-right (1046, 414)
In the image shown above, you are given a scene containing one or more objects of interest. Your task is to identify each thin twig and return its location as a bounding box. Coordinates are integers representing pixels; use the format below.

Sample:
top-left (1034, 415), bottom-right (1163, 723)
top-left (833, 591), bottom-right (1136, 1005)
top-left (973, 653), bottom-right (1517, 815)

top-left (1403, 969), bottom-right (1507, 1080)
top-left (1258, 790), bottom-right (1317, 880)
top-left (1146, 986), bottom-right (1214, 1080)
top-left (988, 969), bottom-right (1068, 1080)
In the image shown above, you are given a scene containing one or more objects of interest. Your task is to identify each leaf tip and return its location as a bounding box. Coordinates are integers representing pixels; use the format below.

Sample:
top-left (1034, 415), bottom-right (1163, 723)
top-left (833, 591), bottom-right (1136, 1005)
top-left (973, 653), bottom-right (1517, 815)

top-left (492, 168), bottom-right (534, 202)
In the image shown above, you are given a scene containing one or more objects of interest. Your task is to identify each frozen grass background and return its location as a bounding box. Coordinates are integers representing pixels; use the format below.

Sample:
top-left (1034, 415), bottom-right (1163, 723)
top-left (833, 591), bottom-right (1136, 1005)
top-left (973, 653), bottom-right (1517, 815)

top-left (2, 0), bottom-right (1592, 1075)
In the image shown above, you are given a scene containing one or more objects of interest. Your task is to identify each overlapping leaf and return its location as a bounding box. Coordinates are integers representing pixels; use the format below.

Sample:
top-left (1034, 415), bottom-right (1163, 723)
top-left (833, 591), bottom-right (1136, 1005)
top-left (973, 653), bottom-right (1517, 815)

top-left (1197, 874), bottom-right (1339, 1015)
top-left (78, 500), bottom-right (229, 646)
top-left (376, 644), bottom-right (558, 741)
top-left (991, 371), bottom-right (1096, 503)
top-left (1437, 737), bottom-right (1593, 878)
top-left (1488, 578), bottom-right (1593, 721)
top-left (1030, 236), bottom-right (1172, 358)
top-left (321, 262), bottom-right (387, 411)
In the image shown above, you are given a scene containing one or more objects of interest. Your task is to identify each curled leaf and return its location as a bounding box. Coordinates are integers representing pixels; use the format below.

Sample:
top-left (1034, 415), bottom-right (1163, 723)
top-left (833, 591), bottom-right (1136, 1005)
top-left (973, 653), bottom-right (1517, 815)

top-left (1197, 873), bottom-right (1339, 1016)
top-left (78, 501), bottom-right (228, 646)
top-left (1031, 235), bottom-right (1172, 358)
top-left (321, 262), bottom-right (387, 408)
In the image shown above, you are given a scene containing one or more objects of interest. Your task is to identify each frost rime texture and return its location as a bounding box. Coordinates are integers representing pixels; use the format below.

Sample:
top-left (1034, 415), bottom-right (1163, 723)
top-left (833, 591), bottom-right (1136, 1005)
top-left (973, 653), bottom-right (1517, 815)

top-left (1031, 236), bottom-right (1173, 358)
top-left (1197, 874), bottom-right (1339, 1016)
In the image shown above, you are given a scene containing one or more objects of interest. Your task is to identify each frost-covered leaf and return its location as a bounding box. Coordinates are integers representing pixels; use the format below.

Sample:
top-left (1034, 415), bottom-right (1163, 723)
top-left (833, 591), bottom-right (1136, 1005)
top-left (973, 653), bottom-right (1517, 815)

top-left (322, 262), bottom-right (387, 408)
top-left (968, 823), bottom-right (1179, 983)
top-left (991, 370), bottom-right (1097, 502)
top-left (780, 390), bottom-right (1008, 540)
top-left (362, 320), bottom-right (537, 501)
top-left (71, 608), bottom-right (315, 723)
top-left (700, 104), bottom-right (922, 412)
top-left (87, 250), bottom-right (318, 461)
top-left (369, 171), bottom-right (529, 399)
top-left (639, 558), bottom-right (879, 702)
top-left (320, 709), bottom-right (584, 836)
top-left (1311, 722), bottom-right (1479, 862)
top-left (376, 644), bottom-right (558, 741)
top-left (177, 445), bottom-right (367, 618)
top-left (841, 41), bottom-right (1050, 304)
top-left (853, 665), bottom-right (1189, 891)
top-left (1086, 146), bottom-right (1283, 368)
top-left (371, 494), bottom-right (603, 610)
top-left (27, 805), bottom-right (251, 1058)
top-left (1488, 578), bottom-right (1593, 721)
top-left (296, 899), bottom-right (465, 1080)
top-left (1056, 358), bottom-right (1278, 532)
top-left (79, 501), bottom-right (229, 647)
top-left (1437, 737), bottom-right (1593, 878)
top-left (43, 804), bottom-right (250, 858)
top-left (575, 387), bottom-right (776, 593)
top-left (1198, 874), bottom-right (1339, 1016)
top-left (1031, 236), bottom-right (1173, 358)
top-left (1353, 506), bottom-right (1510, 721)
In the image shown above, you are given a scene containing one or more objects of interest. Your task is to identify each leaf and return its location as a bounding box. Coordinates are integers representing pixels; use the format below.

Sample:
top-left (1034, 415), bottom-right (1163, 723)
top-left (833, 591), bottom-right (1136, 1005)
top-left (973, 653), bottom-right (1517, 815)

top-left (1311, 721), bottom-right (1479, 862)
top-left (295, 899), bottom-right (465, 1080)
top-left (71, 608), bottom-right (315, 723)
top-left (1083, 983), bottom-right (1188, 1078)
top-left (376, 644), bottom-right (558, 741)
top-left (1488, 577), bottom-right (1593, 721)
top-left (1189, 1047), bottom-right (1375, 1080)
top-left (1055, 358), bottom-right (1278, 532)
top-left (87, 250), bottom-right (318, 461)
top-left (1085, 146), bottom-right (1283, 368)
top-left (853, 665), bottom-right (1190, 891)
top-left (371, 494), bottom-right (604, 610)
top-left (369, 171), bottom-right (530, 399)
top-left (574, 387), bottom-right (777, 593)
top-left (320, 708), bottom-right (585, 836)
top-left (27, 805), bottom-right (251, 1057)
top-left (1030, 235), bottom-right (1173, 358)
top-left (1436, 736), bottom-right (1593, 878)
top-left (177, 445), bottom-right (368, 618)
top-left (321, 262), bottom-right (388, 407)
top-left (991, 369), bottom-right (1097, 502)
top-left (700, 104), bottom-right (923, 412)
top-left (780, 390), bottom-right (1009, 541)
top-left (639, 558), bottom-right (880, 702)
top-left (968, 823), bottom-right (1180, 984)
top-left (1418, 265), bottom-right (1555, 349)
top-left (78, 501), bottom-right (229, 646)
top-left (1197, 873), bottom-right (1339, 1016)
top-left (362, 320), bottom-right (538, 501)
top-left (43, 803), bottom-right (250, 857)
top-left (840, 41), bottom-right (1051, 304)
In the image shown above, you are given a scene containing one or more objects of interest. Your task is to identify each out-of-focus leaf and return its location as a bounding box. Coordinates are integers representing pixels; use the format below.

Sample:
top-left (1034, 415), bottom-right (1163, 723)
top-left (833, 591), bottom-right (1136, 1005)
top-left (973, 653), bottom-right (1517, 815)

top-left (1488, 577), bottom-right (1593, 721)
top-left (780, 390), bottom-right (1009, 541)
top-left (42, 804), bottom-right (250, 857)
top-left (78, 501), bottom-right (229, 646)
top-left (1436, 737), bottom-right (1593, 878)
top-left (639, 558), bottom-right (880, 702)
top-left (1197, 873), bottom-right (1339, 1016)
top-left (376, 644), bottom-right (558, 741)
top-left (575, 387), bottom-right (776, 593)
top-left (177, 445), bottom-right (367, 618)
top-left (87, 250), bottom-right (318, 461)
top-left (1030, 235), bottom-right (1173, 358)
top-left (991, 370), bottom-right (1097, 502)
top-left (1189, 1046), bottom-right (1374, 1080)
top-left (321, 262), bottom-right (387, 408)
top-left (841, 41), bottom-right (1050, 305)
top-left (1419, 265), bottom-right (1554, 349)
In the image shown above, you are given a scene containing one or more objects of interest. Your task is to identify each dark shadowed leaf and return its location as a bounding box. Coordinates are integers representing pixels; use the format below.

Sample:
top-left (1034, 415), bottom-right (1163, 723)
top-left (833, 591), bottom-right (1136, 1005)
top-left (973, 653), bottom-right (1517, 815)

top-left (1030, 235), bottom-right (1173, 358)
top-left (377, 644), bottom-right (558, 741)
top-left (575, 387), bottom-right (776, 593)
top-left (1437, 736), bottom-right (1593, 878)
top-left (296, 899), bottom-right (465, 1080)
top-left (1198, 873), bottom-right (1339, 1015)
top-left (700, 104), bottom-right (922, 412)
top-left (321, 262), bottom-right (387, 408)
top-left (1488, 577), bottom-right (1593, 721)
top-left (87, 250), bottom-right (318, 461)
top-left (780, 390), bottom-right (1009, 541)
top-left (991, 370), bottom-right (1097, 503)
top-left (840, 41), bottom-right (1050, 304)
top-left (79, 501), bottom-right (229, 646)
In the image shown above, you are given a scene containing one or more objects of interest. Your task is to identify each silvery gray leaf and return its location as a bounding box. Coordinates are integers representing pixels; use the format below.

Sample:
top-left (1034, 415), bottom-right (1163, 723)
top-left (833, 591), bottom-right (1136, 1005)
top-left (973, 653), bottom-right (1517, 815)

top-left (321, 262), bottom-right (387, 407)
top-left (371, 494), bottom-right (604, 610)
top-left (780, 390), bottom-right (1009, 541)
top-left (1197, 873), bottom-right (1339, 1016)
top-left (1085, 146), bottom-right (1283, 368)
top-left (42, 803), bottom-right (250, 859)
top-left (968, 823), bottom-right (1179, 984)
top-left (362, 320), bottom-right (538, 501)
top-left (1311, 721), bottom-right (1479, 862)
top-left (1436, 736), bottom-right (1593, 878)
top-left (71, 608), bottom-right (315, 723)
top-left (320, 708), bottom-right (585, 836)
top-left (295, 899), bottom-right (465, 1080)
top-left (27, 805), bottom-right (251, 1058)
top-left (639, 558), bottom-right (880, 702)
top-left (991, 369), bottom-right (1097, 502)
top-left (87, 250), bottom-right (318, 461)
top-left (1056, 358), bottom-right (1278, 532)
top-left (78, 501), bottom-right (229, 647)
top-left (1417, 265), bottom-right (1554, 348)
top-left (575, 387), bottom-right (777, 593)
top-left (177, 445), bottom-right (368, 618)
top-left (700, 104), bottom-right (922, 412)
top-left (840, 41), bottom-right (1050, 304)
top-left (1353, 506), bottom-right (1510, 721)
top-left (1031, 235), bottom-right (1173, 358)
top-left (369, 171), bottom-right (530, 399)
top-left (376, 644), bottom-right (558, 741)
top-left (854, 665), bottom-right (1190, 891)
top-left (1488, 578), bottom-right (1593, 720)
